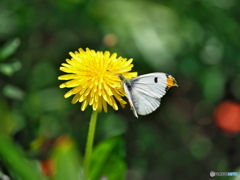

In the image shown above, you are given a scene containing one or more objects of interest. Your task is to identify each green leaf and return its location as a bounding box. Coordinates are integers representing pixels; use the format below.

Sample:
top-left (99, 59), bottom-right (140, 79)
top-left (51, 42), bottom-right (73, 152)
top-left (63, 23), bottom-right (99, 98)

top-left (0, 99), bottom-right (25, 136)
top-left (0, 61), bottom-right (21, 76)
top-left (51, 136), bottom-right (82, 180)
top-left (0, 133), bottom-right (46, 180)
top-left (3, 84), bottom-right (24, 100)
top-left (0, 38), bottom-right (21, 61)
top-left (90, 136), bottom-right (126, 180)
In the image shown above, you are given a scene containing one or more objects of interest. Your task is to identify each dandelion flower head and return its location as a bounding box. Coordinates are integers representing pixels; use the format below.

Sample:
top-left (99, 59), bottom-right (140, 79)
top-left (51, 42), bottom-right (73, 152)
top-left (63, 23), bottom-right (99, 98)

top-left (58, 48), bottom-right (137, 112)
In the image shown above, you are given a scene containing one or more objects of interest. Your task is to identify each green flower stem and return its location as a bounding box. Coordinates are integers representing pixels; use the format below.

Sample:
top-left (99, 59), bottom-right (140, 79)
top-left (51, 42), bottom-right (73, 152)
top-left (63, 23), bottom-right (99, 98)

top-left (83, 110), bottom-right (98, 180)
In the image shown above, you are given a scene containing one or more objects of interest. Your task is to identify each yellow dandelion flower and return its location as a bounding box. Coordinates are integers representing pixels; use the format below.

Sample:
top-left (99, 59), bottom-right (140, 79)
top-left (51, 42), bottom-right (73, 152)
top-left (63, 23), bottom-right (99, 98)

top-left (58, 48), bottom-right (137, 112)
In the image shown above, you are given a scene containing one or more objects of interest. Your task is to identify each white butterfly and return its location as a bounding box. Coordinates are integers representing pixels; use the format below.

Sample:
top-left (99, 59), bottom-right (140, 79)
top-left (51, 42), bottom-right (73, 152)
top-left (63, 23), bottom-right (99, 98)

top-left (119, 73), bottom-right (178, 118)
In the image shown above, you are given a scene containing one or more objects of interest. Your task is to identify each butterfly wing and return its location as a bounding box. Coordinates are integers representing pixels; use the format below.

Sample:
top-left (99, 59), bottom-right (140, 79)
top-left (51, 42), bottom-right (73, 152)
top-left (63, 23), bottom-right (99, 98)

top-left (130, 87), bottom-right (161, 116)
top-left (123, 82), bottom-right (139, 118)
top-left (123, 82), bottom-right (160, 117)
top-left (126, 73), bottom-right (171, 116)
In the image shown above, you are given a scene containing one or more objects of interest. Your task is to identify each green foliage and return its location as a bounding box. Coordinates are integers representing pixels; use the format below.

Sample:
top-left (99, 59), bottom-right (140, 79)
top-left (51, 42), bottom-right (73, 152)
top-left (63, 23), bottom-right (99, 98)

top-left (0, 38), bottom-right (20, 62)
top-left (0, 133), bottom-right (45, 180)
top-left (90, 136), bottom-right (126, 180)
top-left (52, 136), bottom-right (82, 180)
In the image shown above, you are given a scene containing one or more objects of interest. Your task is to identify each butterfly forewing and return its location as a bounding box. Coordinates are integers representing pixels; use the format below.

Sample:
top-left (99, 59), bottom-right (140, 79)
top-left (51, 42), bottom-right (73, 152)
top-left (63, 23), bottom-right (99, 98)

top-left (130, 73), bottom-right (168, 99)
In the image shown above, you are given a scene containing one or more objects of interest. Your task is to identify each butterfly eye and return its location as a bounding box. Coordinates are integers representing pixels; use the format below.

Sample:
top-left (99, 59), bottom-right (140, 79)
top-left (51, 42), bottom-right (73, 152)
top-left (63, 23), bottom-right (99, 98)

top-left (154, 77), bottom-right (158, 83)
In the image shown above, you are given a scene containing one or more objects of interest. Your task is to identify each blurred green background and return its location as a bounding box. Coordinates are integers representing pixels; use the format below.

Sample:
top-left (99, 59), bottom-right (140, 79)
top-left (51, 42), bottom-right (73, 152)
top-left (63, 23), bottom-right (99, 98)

top-left (1, 0), bottom-right (240, 180)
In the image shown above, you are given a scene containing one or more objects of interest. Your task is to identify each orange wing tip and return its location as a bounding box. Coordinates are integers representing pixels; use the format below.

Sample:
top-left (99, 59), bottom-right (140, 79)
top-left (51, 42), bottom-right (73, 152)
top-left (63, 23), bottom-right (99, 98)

top-left (167, 76), bottom-right (178, 88)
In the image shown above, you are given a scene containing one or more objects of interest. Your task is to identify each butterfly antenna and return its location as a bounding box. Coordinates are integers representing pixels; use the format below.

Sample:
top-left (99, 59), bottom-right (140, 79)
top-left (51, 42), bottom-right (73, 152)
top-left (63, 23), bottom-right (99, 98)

top-left (106, 70), bottom-right (127, 82)
top-left (106, 70), bottom-right (118, 75)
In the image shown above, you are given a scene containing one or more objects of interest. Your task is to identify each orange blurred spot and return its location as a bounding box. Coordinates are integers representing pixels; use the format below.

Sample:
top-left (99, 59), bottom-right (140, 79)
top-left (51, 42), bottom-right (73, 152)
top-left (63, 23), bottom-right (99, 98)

top-left (214, 101), bottom-right (240, 133)
top-left (103, 34), bottom-right (118, 47)
top-left (40, 159), bottom-right (55, 177)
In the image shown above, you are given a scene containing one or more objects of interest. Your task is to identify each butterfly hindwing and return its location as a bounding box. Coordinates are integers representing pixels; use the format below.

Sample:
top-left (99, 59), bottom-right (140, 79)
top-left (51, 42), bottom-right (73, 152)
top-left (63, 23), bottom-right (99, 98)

top-left (130, 87), bottom-right (161, 116)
